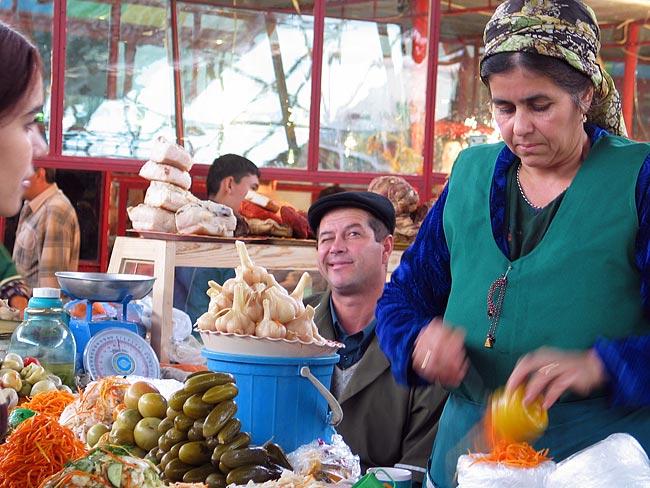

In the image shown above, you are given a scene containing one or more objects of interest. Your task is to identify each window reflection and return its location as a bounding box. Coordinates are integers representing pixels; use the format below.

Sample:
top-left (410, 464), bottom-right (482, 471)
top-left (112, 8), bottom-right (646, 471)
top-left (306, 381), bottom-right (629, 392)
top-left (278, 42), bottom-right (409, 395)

top-left (434, 41), bottom-right (496, 173)
top-left (320, 1), bottom-right (428, 175)
top-left (178, 3), bottom-right (313, 167)
top-left (62, 0), bottom-right (175, 158)
top-left (0, 0), bottom-right (54, 147)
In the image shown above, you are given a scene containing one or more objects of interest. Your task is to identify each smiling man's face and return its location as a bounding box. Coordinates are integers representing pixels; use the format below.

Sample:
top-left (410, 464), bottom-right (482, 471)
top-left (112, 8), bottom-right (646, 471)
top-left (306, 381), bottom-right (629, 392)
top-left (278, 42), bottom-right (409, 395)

top-left (316, 207), bottom-right (389, 296)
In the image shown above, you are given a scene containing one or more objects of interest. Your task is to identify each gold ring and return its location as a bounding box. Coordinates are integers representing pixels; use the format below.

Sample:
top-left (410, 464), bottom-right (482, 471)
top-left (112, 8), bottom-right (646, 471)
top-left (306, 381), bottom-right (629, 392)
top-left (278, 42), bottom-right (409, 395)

top-left (538, 362), bottom-right (560, 376)
top-left (420, 349), bottom-right (432, 370)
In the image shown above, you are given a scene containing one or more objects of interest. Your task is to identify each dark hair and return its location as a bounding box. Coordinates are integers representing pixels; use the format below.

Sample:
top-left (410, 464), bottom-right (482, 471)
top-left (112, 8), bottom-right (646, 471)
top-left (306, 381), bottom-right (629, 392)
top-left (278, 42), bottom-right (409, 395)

top-left (317, 184), bottom-right (346, 200)
top-left (368, 215), bottom-right (390, 243)
top-left (0, 22), bottom-right (41, 120)
top-left (206, 154), bottom-right (260, 197)
top-left (43, 168), bottom-right (56, 183)
top-left (481, 52), bottom-right (593, 112)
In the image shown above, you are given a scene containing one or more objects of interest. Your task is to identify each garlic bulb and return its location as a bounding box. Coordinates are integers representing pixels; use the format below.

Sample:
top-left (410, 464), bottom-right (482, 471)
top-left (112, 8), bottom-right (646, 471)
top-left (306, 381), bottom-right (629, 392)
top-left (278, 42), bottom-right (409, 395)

top-left (263, 286), bottom-right (299, 323)
top-left (214, 283), bottom-right (255, 335)
top-left (236, 240), bottom-right (276, 287)
top-left (256, 299), bottom-right (287, 339)
top-left (290, 272), bottom-right (311, 301)
top-left (285, 305), bottom-right (316, 342)
top-left (220, 268), bottom-right (248, 299)
top-left (243, 282), bottom-right (266, 323)
top-left (207, 281), bottom-right (231, 312)
top-left (196, 310), bottom-right (217, 331)
top-left (289, 272), bottom-right (311, 315)
top-left (212, 308), bottom-right (231, 332)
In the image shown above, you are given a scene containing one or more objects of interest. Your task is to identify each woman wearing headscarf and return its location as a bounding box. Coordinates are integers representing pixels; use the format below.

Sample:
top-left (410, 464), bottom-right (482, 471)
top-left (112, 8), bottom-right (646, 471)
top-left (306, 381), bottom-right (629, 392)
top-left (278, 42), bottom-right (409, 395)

top-left (375, 1), bottom-right (650, 487)
top-left (0, 22), bottom-right (48, 310)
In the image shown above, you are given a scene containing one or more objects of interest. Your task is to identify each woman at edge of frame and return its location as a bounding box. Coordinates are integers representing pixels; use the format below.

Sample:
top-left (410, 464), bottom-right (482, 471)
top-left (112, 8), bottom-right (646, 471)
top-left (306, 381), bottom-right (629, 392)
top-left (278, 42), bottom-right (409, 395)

top-left (375, 1), bottom-right (650, 487)
top-left (0, 21), bottom-right (47, 311)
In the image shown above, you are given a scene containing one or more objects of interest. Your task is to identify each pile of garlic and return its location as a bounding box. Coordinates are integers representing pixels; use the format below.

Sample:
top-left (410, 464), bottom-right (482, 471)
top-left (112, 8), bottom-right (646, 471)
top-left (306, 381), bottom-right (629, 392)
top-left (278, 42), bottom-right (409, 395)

top-left (197, 241), bottom-right (327, 344)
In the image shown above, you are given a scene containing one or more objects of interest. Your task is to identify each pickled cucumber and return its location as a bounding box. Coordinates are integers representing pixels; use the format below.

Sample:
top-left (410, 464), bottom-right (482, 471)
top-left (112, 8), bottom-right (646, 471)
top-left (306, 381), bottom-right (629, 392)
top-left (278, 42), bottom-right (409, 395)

top-left (185, 372), bottom-right (236, 394)
top-left (179, 441), bottom-right (212, 466)
top-left (203, 400), bottom-right (237, 438)
top-left (183, 394), bottom-right (214, 419)
top-left (202, 383), bottom-right (238, 404)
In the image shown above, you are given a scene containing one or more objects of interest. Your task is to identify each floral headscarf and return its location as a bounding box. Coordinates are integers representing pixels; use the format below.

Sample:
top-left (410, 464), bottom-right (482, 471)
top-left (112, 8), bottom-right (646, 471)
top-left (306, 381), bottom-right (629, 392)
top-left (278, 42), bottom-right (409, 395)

top-left (480, 0), bottom-right (625, 136)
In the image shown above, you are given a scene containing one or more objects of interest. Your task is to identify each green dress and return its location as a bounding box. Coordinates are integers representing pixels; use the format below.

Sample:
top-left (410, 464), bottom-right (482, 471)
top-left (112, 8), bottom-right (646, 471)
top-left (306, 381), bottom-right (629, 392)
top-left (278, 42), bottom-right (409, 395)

top-left (429, 136), bottom-right (650, 487)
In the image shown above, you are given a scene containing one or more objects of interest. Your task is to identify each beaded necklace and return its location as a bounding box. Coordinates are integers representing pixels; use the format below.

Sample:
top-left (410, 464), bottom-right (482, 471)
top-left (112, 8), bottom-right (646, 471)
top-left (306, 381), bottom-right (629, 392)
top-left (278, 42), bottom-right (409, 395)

top-left (516, 163), bottom-right (544, 210)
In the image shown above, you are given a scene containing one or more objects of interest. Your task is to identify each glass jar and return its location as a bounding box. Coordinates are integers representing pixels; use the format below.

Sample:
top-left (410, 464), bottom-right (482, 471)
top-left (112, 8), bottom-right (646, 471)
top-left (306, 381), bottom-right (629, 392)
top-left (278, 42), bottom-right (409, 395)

top-left (9, 306), bottom-right (77, 388)
top-left (487, 385), bottom-right (548, 443)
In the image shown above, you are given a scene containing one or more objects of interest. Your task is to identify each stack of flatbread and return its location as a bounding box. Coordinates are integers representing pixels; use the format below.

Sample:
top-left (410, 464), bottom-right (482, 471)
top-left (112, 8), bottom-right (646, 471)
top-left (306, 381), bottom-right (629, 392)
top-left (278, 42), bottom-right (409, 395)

top-left (128, 137), bottom-right (237, 237)
top-left (128, 136), bottom-right (196, 233)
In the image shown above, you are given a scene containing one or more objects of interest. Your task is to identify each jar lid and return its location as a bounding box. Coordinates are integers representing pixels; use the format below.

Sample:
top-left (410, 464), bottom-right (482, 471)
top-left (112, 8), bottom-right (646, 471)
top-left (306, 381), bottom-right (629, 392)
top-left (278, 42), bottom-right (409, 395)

top-left (32, 288), bottom-right (61, 298)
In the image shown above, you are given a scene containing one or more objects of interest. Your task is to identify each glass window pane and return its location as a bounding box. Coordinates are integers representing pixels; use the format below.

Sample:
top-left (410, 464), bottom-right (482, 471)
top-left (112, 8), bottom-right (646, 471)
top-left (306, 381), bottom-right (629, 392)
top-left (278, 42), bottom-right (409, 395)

top-left (434, 39), bottom-right (496, 173)
top-left (320, 0), bottom-right (429, 175)
top-left (0, 0), bottom-right (54, 145)
top-left (63, 0), bottom-right (175, 158)
top-left (178, 2), bottom-right (313, 168)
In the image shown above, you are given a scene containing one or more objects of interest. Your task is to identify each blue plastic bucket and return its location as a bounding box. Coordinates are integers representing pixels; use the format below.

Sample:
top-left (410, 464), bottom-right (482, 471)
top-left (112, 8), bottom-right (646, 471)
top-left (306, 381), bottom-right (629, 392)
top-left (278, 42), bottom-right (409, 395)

top-left (202, 349), bottom-right (340, 452)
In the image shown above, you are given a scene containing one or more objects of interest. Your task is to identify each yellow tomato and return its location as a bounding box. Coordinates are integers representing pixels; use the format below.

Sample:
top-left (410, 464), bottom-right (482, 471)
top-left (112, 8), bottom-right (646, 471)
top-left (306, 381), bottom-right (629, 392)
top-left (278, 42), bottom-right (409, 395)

top-left (487, 385), bottom-right (548, 443)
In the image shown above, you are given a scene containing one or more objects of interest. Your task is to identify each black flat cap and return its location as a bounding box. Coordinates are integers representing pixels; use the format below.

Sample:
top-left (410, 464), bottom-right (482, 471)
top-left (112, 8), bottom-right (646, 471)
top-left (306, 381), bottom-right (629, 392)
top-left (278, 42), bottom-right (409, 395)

top-left (308, 191), bottom-right (396, 234)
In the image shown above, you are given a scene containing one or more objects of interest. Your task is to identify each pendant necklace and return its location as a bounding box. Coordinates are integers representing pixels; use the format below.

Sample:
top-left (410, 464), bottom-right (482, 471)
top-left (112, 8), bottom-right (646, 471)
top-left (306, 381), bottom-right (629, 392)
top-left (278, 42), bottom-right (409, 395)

top-left (485, 264), bottom-right (512, 348)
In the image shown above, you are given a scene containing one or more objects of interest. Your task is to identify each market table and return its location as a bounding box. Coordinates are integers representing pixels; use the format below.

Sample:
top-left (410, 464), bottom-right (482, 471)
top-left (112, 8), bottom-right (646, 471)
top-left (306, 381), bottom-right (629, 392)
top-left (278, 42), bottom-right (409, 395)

top-left (108, 234), bottom-right (406, 363)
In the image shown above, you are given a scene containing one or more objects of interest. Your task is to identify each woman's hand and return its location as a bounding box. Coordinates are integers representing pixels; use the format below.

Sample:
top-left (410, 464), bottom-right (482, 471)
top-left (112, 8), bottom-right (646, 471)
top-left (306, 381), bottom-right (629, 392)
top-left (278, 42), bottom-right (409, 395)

top-left (411, 317), bottom-right (468, 387)
top-left (507, 347), bottom-right (608, 410)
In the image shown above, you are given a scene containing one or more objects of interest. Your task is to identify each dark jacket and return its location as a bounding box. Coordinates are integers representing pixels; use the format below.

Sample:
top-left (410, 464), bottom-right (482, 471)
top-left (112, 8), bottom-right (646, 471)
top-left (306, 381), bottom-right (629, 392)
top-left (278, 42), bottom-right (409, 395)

top-left (305, 291), bottom-right (447, 483)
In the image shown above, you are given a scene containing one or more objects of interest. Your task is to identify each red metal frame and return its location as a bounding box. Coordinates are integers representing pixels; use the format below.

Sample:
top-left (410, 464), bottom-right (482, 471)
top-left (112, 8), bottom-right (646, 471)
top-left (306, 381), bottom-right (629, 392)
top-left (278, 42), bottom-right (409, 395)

top-left (170, 0), bottom-right (186, 147)
top-left (307, 0), bottom-right (325, 174)
top-left (423, 0), bottom-right (442, 197)
top-left (622, 22), bottom-right (640, 139)
top-left (49, 0), bottom-right (67, 157)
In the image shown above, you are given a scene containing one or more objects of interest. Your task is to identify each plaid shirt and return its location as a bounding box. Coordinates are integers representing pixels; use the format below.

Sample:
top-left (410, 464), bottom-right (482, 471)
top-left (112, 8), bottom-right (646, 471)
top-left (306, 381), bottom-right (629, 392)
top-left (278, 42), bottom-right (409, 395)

top-left (13, 184), bottom-right (80, 291)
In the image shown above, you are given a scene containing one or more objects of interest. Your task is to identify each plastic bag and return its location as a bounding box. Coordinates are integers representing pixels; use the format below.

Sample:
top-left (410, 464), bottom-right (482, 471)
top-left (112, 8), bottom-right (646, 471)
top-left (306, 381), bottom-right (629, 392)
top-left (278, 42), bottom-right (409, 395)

top-left (547, 433), bottom-right (650, 487)
top-left (288, 434), bottom-right (361, 483)
top-left (64, 299), bottom-right (145, 325)
top-left (168, 335), bottom-right (206, 365)
top-left (456, 454), bottom-right (554, 488)
top-left (137, 296), bottom-right (192, 341)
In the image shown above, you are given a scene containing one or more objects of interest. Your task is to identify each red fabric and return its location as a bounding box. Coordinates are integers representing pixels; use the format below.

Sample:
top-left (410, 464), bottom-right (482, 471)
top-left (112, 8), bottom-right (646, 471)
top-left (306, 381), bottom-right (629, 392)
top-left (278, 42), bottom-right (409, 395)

top-left (280, 206), bottom-right (311, 239)
top-left (240, 200), bottom-right (281, 224)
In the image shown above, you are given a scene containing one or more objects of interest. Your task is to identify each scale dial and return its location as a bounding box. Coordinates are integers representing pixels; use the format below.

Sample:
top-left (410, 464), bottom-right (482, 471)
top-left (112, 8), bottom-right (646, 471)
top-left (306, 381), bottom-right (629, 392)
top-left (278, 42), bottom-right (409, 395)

top-left (83, 328), bottom-right (160, 380)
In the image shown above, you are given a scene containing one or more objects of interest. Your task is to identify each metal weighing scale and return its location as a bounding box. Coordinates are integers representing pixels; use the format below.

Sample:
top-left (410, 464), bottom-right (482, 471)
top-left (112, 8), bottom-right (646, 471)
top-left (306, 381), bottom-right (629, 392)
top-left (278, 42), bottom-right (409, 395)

top-left (55, 272), bottom-right (160, 380)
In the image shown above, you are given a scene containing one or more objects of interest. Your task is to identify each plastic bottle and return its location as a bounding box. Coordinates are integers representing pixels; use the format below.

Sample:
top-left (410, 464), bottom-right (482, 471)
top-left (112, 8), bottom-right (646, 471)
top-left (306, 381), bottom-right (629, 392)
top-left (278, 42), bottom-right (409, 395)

top-left (8, 288), bottom-right (77, 388)
top-left (23, 287), bottom-right (70, 326)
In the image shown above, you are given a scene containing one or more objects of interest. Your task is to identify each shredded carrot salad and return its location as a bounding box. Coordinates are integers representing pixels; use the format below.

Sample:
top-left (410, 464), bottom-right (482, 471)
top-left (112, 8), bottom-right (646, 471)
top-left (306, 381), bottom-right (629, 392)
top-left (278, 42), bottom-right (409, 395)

top-left (76, 376), bottom-right (129, 419)
top-left (22, 390), bottom-right (76, 418)
top-left (0, 414), bottom-right (87, 488)
top-left (470, 440), bottom-right (551, 468)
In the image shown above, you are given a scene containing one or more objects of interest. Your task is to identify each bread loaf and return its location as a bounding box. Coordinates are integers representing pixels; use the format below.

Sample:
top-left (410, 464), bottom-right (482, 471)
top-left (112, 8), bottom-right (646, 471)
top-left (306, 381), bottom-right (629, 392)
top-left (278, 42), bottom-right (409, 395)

top-left (139, 160), bottom-right (192, 190)
top-left (246, 218), bottom-right (293, 238)
top-left (175, 200), bottom-right (237, 237)
top-left (150, 136), bottom-right (193, 171)
top-left (128, 204), bottom-right (177, 233)
top-left (368, 175), bottom-right (419, 215)
top-left (144, 181), bottom-right (198, 212)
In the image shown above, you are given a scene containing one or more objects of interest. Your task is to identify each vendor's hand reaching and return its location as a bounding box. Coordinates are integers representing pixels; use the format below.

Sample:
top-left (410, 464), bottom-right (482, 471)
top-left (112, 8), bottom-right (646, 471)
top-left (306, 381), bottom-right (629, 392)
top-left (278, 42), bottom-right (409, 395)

top-left (412, 317), bottom-right (468, 387)
top-left (507, 347), bottom-right (608, 410)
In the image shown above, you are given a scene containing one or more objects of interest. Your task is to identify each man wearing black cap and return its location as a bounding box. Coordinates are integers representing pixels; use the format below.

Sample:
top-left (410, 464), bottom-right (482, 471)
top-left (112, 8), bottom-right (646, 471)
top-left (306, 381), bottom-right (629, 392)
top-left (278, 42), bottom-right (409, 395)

top-left (306, 191), bottom-right (446, 485)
